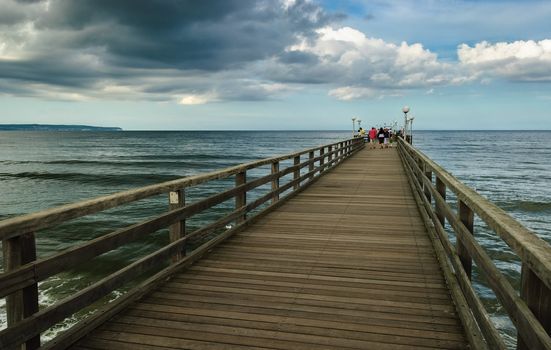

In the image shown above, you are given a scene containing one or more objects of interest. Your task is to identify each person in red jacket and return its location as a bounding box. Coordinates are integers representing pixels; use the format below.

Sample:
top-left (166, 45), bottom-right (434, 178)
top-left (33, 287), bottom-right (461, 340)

top-left (368, 127), bottom-right (377, 149)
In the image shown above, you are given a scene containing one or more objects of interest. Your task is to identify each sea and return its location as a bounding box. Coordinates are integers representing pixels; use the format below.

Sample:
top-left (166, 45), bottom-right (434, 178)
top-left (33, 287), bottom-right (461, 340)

top-left (0, 130), bottom-right (550, 348)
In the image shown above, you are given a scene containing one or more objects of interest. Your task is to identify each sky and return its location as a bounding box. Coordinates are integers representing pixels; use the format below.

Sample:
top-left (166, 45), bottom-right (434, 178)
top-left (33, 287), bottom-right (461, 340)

top-left (0, 0), bottom-right (550, 130)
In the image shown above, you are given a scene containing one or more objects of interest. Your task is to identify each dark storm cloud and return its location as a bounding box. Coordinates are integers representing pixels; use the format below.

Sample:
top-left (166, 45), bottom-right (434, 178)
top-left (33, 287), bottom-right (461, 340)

top-left (278, 51), bottom-right (319, 65)
top-left (0, 0), bottom-right (40, 26)
top-left (0, 54), bottom-right (101, 87)
top-left (0, 0), bottom-right (336, 100)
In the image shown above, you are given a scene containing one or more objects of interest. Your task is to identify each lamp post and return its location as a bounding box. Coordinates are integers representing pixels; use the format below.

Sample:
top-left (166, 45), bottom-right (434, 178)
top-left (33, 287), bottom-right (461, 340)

top-left (407, 115), bottom-right (415, 144)
top-left (402, 106), bottom-right (410, 143)
top-left (351, 117), bottom-right (356, 136)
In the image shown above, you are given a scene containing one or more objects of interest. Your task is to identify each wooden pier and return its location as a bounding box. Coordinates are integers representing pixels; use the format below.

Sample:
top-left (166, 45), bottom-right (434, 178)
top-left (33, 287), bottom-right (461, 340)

top-left (1, 137), bottom-right (551, 350)
top-left (72, 148), bottom-right (466, 350)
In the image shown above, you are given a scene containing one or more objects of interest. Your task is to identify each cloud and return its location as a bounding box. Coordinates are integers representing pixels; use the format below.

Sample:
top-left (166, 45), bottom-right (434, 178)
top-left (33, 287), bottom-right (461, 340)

top-left (0, 0), bottom-right (330, 101)
top-left (458, 40), bottom-right (551, 82)
top-left (328, 86), bottom-right (377, 100)
top-left (264, 26), bottom-right (463, 98)
top-left (0, 0), bottom-right (549, 105)
top-left (178, 93), bottom-right (216, 105)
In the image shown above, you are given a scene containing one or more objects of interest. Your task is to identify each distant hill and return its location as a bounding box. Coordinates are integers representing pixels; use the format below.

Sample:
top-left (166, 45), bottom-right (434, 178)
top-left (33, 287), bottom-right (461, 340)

top-left (0, 124), bottom-right (123, 131)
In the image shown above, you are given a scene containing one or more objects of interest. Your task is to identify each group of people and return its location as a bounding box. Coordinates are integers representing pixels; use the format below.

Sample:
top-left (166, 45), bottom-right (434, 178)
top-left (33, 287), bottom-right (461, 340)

top-left (357, 127), bottom-right (394, 149)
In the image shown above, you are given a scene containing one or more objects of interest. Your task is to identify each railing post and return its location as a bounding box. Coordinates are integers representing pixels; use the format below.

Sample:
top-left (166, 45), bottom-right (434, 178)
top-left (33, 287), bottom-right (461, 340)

top-left (271, 161), bottom-right (279, 204)
top-left (3, 233), bottom-right (40, 350)
top-left (235, 171), bottom-right (247, 223)
top-left (328, 145), bottom-right (333, 166)
top-left (345, 141), bottom-right (350, 156)
top-left (424, 165), bottom-right (432, 203)
top-left (416, 157), bottom-right (424, 184)
top-left (457, 200), bottom-right (474, 279)
top-left (319, 147), bottom-right (325, 173)
top-left (293, 156), bottom-right (300, 190)
top-left (309, 151), bottom-right (314, 180)
top-left (518, 265), bottom-right (551, 350)
top-left (168, 189), bottom-right (186, 262)
top-left (435, 177), bottom-right (446, 226)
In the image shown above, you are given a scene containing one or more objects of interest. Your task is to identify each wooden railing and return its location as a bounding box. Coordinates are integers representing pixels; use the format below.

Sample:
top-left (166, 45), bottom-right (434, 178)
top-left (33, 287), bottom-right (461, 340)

top-left (397, 137), bottom-right (551, 350)
top-left (0, 137), bottom-right (364, 350)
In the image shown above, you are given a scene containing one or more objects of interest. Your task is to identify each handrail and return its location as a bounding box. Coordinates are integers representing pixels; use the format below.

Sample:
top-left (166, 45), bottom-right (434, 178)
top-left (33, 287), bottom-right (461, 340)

top-left (399, 138), bottom-right (551, 292)
top-left (0, 140), bottom-right (347, 241)
top-left (0, 137), bottom-right (365, 350)
top-left (397, 137), bottom-right (551, 350)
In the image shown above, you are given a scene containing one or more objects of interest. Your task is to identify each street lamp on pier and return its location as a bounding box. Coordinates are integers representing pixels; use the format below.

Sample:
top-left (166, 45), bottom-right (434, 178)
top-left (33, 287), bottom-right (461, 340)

top-left (407, 115), bottom-right (415, 144)
top-left (351, 117), bottom-right (356, 136)
top-left (402, 106), bottom-right (410, 142)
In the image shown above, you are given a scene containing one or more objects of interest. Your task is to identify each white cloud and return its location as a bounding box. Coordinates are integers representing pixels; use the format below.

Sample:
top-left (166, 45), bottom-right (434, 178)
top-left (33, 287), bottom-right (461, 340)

top-left (178, 93), bottom-right (217, 105)
top-left (276, 26), bottom-right (459, 100)
top-left (328, 86), bottom-right (377, 100)
top-left (458, 40), bottom-right (551, 81)
top-left (281, 0), bottom-right (297, 10)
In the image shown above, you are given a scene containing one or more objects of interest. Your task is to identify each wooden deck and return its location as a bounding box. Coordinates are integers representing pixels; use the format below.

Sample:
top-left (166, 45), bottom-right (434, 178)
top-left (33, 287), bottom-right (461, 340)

top-left (72, 147), bottom-right (467, 350)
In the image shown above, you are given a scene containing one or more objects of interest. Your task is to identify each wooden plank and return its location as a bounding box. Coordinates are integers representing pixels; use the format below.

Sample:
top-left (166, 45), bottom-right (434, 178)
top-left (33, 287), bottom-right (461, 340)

top-left (293, 155), bottom-right (300, 190)
top-left (3, 232), bottom-right (40, 350)
top-left (188, 264), bottom-right (446, 286)
top-left (235, 171), bottom-right (247, 223)
top-left (131, 300), bottom-right (463, 333)
top-left (435, 176), bottom-right (446, 226)
top-left (319, 147), bottom-right (325, 174)
top-left (95, 322), bottom-right (453, 350)
top-left (109, 315), bottom-right (466, 349)
top-left (457, 200), bottom-right (474, 279)
top-left (519, 264), bottom-right (551, 350)
top-left (168, 189), bottom-right (185, 262)
top-left (271, 161), bottom-right (279, 204)
top-left (123, 307), bottom-right (464, 341)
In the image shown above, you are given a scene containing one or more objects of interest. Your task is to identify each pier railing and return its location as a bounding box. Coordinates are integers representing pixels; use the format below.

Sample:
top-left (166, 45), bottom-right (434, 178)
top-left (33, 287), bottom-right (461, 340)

top-left (0, 137), bottom-right (364, 350)
top-left (398, 137), bottom-right (551, 350)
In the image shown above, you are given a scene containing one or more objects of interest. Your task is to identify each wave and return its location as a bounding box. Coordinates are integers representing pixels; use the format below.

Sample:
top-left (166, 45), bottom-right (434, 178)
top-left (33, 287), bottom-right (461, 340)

top-left (0, 171), bottom-right (181, 186)
top-left (496, 200), bottom-right (551, 213)
top-left (0, 156), bottom-right (250, 169)
top-left (112, 154), bottom-right (249, 161)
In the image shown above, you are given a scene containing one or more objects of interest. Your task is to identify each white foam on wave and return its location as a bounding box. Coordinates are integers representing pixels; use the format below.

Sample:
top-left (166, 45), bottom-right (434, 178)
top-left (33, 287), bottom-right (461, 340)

top-left (1, 273), bottom-right (127, 343)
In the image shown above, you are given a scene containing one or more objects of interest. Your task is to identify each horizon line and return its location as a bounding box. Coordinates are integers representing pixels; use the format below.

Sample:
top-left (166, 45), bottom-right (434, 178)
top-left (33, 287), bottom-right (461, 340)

top-left (3, 128), bottom-right (551, 132)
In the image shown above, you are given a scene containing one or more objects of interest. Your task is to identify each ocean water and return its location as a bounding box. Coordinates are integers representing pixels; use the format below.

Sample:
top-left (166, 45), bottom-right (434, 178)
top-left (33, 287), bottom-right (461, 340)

top-left (0, 130), bottom-right (550, 347)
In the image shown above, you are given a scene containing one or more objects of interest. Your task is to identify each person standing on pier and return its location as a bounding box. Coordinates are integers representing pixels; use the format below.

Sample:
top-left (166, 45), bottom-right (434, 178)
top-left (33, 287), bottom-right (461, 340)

top-left (378, 127), bottom-right (385, 149)
top-left (369, 127), bottom-right (377, 149)
top-left (384, 128), bottom-right (390, 148)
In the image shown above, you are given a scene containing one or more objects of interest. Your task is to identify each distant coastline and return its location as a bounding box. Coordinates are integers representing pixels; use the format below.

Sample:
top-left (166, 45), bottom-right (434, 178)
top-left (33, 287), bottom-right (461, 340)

top-left (0, 124), bottom-right (122, 131)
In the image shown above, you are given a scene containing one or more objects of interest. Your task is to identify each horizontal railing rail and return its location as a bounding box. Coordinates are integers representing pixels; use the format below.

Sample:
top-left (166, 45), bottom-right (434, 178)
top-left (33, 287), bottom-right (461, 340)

top-left (397, 137), bottom-right (551, 350)
top-left (0, 137), bottom-right (364, 350)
